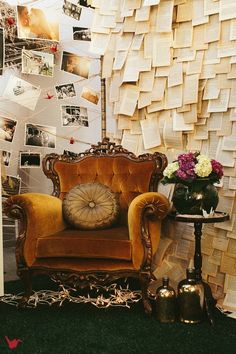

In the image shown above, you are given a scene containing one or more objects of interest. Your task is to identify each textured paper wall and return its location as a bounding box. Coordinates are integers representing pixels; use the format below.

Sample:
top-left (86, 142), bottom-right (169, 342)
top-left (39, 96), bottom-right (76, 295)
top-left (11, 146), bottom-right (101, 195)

top-left (89, 0), bottom-right (236, 300)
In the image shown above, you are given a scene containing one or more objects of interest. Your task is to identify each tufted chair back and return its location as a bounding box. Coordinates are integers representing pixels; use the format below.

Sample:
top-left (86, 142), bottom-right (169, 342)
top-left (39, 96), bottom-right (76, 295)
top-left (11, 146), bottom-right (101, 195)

top-left (43, 139), bottom-right (167, 226)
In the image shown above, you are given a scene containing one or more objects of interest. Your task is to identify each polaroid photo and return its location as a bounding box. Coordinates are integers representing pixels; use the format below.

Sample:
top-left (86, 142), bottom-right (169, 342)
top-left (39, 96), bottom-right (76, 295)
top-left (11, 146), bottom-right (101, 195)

top-left (0, 116), bottom-right (17, 143)
top-left (0, 28), bottom-right (4, 75)
top-left (1, 150), bottom-right (11, 167)
top-left (22, 49), bottom-right (54, 77)
top-left (61, 105), bottom-right (88, 127)
top-left (20, 152), bottom-right (41, 168)
top-left (61, 51), bottom-right (90, 79)
top-left (25, 123), bottom-right (56, 149)
top-left (2, 175), bottom-right (21, 197)
top-left (3, 75), bottom-right (41, 111)
top-left (81, 87), bottom-right (100, 105)
top-left (55, 83), bottom-right (76, 100)
top-left (73, 27), bottom-right (91, 41)
top-left (63, 1), bottom-right (82, 20)
top-left (17, 5), bottom-right (59, 41)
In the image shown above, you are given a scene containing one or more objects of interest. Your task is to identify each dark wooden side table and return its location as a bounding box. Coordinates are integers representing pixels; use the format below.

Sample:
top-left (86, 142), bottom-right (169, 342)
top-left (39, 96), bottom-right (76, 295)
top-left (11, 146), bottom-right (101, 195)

top-left (169, 211), bottom-right (229, 325)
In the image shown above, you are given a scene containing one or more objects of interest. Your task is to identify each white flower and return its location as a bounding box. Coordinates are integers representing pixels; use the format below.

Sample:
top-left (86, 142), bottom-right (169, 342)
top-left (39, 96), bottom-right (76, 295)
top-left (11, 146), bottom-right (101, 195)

top-left (194, 157), bottom-right (212, 177)
top-left (163, 162), bottom-right (179, 178)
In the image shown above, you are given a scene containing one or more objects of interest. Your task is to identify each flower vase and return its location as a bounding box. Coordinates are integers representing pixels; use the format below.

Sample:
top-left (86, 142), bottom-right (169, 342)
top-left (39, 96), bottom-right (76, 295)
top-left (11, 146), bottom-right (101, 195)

top-left (172, 180), bottom-right (219, 215)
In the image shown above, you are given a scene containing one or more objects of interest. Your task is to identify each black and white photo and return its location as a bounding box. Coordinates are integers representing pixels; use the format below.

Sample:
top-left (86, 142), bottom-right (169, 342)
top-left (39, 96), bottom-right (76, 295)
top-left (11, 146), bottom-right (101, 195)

top-left (3, 75), bottom-right (41, 111)
top-left (55, 83), bottom-right (76, 100)
top-left (78, 0), bottom-right (93, 8)
top-left (73, 27), bottom-right (91, 41)
top-left (1, 150), bottom-right (11, 166)
top-left (20, 152), bottom-right (41, 168)
top-left (25, 123), bottom-right (56, 148)
top-left (0, 116), bottom-right (17, 143)
top-left (61, 105), bottom-right (88, 127)
top-left (63, 1), bottom-right (82, 20)
top-left (22, 49), bottom-right (54, 77)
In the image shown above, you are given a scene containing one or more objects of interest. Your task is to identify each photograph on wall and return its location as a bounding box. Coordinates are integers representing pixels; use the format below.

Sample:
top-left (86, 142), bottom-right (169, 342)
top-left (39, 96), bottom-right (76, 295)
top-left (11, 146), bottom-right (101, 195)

top-left (55, 83), bottom-right (76, 100)
top-left (81, 86), bottom-right (100, 105)
top-left (1, 150), bottom-right (11, 167)
top-left (3, 75), bottom-right (41, 111)
top-left (25, 123), bottom-right (56, 148)
top-left (20, 152), bottom-right (41, 168)
top-left (0, 116), bottom-right (17, 143)
top-left (61, 105), bottom-right (88, 127)
top-left (1, 175), bottom-right (21, 197)
top-left (0, 28), bottom-right (4, 75)
top-left (61, 51), bottom-right (90, 78)
top-left (78, 0), bottom-right (93, 8)
top-left (73, 27), bottom-right (91, 41)
top-left (22, 49), bottom-right (54, 77)
top-left (62, 0), bottom-right (82, 20)
top-left (16, 5), bottom-right (59, 41)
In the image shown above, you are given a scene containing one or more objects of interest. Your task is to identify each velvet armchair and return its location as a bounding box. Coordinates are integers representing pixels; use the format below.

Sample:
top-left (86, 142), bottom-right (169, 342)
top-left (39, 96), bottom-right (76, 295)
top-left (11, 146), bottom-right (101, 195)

top-left (4, 138), bottom-right (170, 314)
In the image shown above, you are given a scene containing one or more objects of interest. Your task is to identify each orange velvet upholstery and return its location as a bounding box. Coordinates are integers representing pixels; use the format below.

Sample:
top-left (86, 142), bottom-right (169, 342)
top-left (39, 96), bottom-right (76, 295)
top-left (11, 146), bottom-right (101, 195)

top-left (4, 139), bottom-right (170, 314)
top-left (36, 227), bottom-right (131, 260)
top-left (54, 156), bottom-right (155, 225)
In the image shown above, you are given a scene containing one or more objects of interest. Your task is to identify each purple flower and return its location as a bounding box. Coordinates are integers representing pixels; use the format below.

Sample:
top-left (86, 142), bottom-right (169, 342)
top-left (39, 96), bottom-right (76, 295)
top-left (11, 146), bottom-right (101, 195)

top-left (211, 160), bottom-right (223, 178)
top-left (176, 169), bottom-right (189, 180)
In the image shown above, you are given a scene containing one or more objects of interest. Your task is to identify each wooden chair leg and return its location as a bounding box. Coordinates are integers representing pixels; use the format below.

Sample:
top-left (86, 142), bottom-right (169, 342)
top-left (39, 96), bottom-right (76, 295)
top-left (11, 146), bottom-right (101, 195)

top-left (139, 273), bottom-right (152, 315)
top-left (18, 269), bottom-right (32, 308)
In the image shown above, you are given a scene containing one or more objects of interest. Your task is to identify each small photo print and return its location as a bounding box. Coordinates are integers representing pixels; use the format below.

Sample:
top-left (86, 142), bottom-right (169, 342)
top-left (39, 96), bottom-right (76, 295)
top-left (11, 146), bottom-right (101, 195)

top-left (61, 105), bottom-right (88, 127)
top-left (22, 49), bottom-right (54, 77)
top-left (2, 175), bottom-right (21, 197)
top-left (3, 75), bottom-right (41, 111)
top-left (63, 1), bottom-right (82, 20)
top-left (1, 150), bottom-right (11, 167)
top-left (55, 83), bottom-right (76, 100)
top-left (73, 27), bottom-right (91, 41)
top-left (61, 51), bottom-right (90, 79)
top-left (78, 0), bottom-right (93, 8)
top-left (0, 28), bottom-right (4, 75)
top-left (0, 116), bottom-right (17, 143)
top-left (25, 123), bottom-right (56, 148)
top-left (20, 152), bottom-right (41, 168)
top-left (17, 5), bottom-right (60, 41)
top-left (81, 87), bottom-right (100, 105)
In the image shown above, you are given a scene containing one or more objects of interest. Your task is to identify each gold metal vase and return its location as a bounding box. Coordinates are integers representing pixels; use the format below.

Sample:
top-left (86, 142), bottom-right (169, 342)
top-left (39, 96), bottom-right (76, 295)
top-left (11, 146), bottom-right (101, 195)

top-left (156, 277), bottom-right (176, 323)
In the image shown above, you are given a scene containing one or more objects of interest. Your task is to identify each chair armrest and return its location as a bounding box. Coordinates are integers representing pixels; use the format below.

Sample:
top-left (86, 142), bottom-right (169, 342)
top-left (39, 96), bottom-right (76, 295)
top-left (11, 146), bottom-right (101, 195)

top-left (128, 192), bottom-right (170, 270)
top-left (4, 193), bottom-right (67, 266)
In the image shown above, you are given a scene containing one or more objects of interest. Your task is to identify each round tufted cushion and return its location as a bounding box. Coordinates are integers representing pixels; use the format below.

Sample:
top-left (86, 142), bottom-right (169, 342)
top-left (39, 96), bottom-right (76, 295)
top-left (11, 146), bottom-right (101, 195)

top-left (62, 183), bottom-right (120, 230)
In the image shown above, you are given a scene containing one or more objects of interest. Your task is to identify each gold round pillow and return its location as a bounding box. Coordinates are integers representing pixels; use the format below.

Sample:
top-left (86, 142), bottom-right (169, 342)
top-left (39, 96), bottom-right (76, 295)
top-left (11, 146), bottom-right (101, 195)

top-left (62, 183), bottom-right (120, 230)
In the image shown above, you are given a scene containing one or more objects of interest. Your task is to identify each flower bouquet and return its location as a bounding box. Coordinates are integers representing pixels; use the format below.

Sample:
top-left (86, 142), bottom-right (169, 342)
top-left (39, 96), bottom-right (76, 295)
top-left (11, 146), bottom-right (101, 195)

top-left (162, 152), bottom-right (223, 215)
